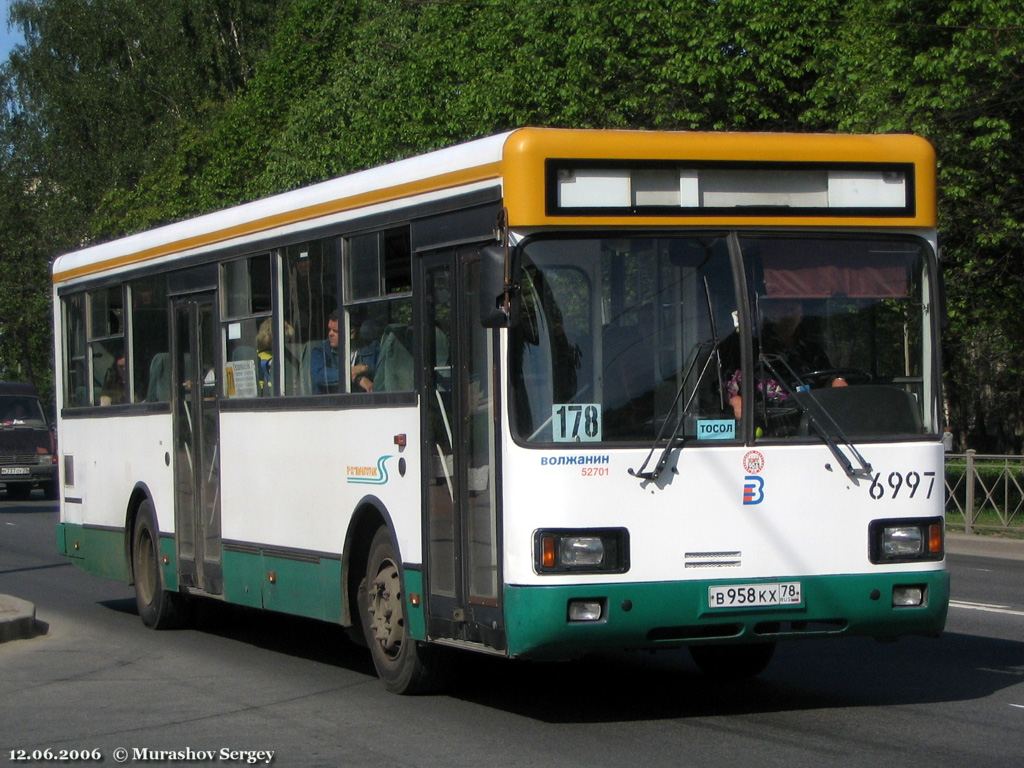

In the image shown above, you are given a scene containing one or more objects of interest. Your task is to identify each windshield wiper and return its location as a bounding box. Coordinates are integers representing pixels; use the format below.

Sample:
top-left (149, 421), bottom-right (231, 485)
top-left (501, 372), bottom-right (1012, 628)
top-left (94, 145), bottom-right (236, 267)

top-left (758, 354), bottom-right (873, 480)
top-left (628, 338), bottom-right (721, 481)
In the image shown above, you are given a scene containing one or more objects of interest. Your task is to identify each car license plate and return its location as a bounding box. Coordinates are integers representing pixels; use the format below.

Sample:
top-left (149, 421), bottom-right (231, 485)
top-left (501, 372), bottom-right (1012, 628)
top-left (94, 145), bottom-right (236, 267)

top-left (707, 582), bottom-right (802, 609)
top-left (1, 467), bottom-right (30, 476)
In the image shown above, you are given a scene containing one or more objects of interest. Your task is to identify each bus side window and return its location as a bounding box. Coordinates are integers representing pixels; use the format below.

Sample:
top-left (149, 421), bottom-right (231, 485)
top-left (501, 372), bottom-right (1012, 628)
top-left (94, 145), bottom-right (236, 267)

top-left (130, 275), bottom-right (170, 403)
top-left (282, 238), bottom-right (338, 397)
top-left (221, 254), bottom-right (272, 398)
top-left (343, 227), bottom-right (412, 393)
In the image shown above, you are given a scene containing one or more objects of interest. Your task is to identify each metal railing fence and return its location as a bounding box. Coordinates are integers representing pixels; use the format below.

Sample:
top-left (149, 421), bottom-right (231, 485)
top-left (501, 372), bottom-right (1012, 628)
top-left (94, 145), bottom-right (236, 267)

top-left (945, 451), bottom-right (1024, 533)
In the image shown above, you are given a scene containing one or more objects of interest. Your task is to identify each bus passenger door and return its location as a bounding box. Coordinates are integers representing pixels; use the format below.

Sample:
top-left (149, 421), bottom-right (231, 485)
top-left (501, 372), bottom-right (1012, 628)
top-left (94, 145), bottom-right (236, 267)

top-left (420, 249), bottom-right (503, 650)
top-left (171, 293), bottom-right (223, 595)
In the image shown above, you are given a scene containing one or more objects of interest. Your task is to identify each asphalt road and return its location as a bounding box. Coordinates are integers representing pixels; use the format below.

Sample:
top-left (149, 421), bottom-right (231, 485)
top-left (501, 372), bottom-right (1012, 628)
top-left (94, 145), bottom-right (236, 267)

top-left (2, 495), bottom-right (1022, 768)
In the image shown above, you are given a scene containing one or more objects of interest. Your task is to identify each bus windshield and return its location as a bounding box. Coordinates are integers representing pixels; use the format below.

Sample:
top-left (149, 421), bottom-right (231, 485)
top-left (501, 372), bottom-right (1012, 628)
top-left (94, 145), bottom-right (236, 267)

top-left (510, 234), bottom-right (936, 445)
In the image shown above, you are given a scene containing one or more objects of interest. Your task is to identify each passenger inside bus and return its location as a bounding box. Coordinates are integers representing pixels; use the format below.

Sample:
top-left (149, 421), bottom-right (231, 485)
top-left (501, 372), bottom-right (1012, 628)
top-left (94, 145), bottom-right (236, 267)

top-left (100, 355), bottom-right (127, 406)
top-left (310, 312), bottom-right (341, 393)
top-left (255, 318), bottom-right (295, 396)
top-left (349, 313), bottom-right (380, 393)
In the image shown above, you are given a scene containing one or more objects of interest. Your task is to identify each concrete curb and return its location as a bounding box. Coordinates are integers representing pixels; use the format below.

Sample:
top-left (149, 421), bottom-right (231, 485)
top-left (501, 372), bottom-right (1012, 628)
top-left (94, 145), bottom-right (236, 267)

top-left (0, 594), bottom-right (39, 643)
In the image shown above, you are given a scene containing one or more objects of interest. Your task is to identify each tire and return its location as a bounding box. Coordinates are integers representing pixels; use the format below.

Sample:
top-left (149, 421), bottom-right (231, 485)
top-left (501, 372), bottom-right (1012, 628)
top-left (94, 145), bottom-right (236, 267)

top-left (357, 527), bottom-right (444, 694)
top-left (42, 481), bottom-right (58, 501)
top-left (689, 642), bottom-right (776, 680)
top-left (132, 500), bottom-right (186, 629)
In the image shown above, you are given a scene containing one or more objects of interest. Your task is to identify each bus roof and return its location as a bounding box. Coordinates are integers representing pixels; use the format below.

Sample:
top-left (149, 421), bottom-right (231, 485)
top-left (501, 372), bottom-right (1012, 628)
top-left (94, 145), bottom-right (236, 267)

top-left (52, 128), bottom-right (935, 285)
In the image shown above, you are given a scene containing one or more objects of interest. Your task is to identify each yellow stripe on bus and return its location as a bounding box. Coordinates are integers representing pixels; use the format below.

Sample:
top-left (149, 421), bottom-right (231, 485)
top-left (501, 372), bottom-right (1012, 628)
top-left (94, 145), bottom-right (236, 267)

top-left (52, 162), bottom-right (503, 284)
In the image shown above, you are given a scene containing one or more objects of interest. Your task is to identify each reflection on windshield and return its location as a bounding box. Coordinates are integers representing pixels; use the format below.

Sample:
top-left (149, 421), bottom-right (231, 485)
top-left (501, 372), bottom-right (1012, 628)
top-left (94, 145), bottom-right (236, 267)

top-left (510, 235), bottom-right (936, 445)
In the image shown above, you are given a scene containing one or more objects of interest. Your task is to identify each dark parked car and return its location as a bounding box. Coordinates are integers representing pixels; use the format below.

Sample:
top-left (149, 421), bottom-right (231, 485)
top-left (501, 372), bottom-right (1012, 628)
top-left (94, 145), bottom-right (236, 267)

top-left (0, 382), bottom-right (57, 500)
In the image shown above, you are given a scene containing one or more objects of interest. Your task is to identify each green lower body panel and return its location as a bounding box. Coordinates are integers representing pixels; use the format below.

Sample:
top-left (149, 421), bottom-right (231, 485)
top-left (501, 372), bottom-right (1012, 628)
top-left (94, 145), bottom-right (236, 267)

top-left (403, 567), bottom-right (426, 641)
top-left (57, 523), bottom-right (345, 624)
top-left (222, 549), bottom-right (343, 622)
top-left (503, 570), bottom-right (949, 659)
top-left (56, 523), bottom-right (130, 582)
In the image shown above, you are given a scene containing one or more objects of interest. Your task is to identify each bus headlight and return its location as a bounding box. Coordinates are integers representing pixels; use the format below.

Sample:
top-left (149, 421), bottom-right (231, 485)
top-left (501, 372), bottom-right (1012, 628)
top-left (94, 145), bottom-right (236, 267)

top-left (535, 528), bottom-right (629, 574)
top-left (561, 537), bottom-right (604, 566)
top-left (883, 526), bottom-right (923, 557)
top-left (869, 518), bottom-right (944, 564)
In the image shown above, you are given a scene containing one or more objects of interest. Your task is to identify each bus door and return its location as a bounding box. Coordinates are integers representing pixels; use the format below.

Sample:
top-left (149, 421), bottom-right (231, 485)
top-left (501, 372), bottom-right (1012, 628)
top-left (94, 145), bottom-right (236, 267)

top-left (171, 292), bottom-right (223, 595)
top-left (420, 249), bottom-right (503, 650)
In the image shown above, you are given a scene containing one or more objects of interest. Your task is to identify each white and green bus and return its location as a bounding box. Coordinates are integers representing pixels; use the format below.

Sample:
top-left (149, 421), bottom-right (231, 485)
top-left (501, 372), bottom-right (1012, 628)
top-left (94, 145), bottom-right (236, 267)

top-left (54, 128), bottom-right (947, 693)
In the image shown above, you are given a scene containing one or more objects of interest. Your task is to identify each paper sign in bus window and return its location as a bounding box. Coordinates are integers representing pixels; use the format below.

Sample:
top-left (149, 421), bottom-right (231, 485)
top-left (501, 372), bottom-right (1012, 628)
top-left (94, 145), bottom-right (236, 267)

top-left (552, 403), bottom-right (602, 443)
top-left (225, 360), bottom-right (258, 399)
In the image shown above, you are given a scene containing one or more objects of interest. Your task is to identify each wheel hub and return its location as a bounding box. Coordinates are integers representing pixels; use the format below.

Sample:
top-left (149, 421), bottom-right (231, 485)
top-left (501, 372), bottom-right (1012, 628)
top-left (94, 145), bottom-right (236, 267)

top-left (367, 559), bottom-right (404, 658)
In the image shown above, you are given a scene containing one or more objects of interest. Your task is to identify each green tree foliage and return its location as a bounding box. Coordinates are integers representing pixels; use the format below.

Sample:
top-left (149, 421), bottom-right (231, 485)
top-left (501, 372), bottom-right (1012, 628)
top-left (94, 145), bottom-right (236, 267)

top-left (1, 0), bottom-right (1022, 450)
top-left (806, 0), bottom-right (1024, 451)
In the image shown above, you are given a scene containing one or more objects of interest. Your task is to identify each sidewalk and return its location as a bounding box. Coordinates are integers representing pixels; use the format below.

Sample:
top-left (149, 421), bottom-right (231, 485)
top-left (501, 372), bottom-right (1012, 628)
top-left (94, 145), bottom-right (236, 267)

top-left (945, 530), bottom-right (1024, 562)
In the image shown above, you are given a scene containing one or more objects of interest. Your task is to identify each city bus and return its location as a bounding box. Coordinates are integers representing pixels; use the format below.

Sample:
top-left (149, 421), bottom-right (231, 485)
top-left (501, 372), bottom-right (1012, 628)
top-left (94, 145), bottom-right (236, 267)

top-left (53, 128), bottom-right (947, 693)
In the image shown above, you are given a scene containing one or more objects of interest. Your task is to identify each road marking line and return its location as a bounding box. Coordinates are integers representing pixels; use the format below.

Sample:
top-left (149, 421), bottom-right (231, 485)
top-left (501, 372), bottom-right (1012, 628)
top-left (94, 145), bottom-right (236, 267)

top-left (1010, 704), bottom-right (1024, 710)
top-left (950, 600), bottom-right (1024, 617)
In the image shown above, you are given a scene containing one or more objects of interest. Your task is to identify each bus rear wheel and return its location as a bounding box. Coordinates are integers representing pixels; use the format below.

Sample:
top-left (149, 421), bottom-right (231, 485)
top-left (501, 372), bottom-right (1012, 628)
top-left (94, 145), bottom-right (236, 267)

top-left (689, 642), bottom-right (776, 680)
top-left (132, 500), bottom-right (186, 629)
top-left (357, 527), bottom-right (443, 694)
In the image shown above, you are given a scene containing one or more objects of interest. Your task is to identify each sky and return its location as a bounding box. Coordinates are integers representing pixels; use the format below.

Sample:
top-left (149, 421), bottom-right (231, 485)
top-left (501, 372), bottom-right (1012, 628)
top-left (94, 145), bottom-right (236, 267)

top-left (1, 0), bottom-right (23, 63)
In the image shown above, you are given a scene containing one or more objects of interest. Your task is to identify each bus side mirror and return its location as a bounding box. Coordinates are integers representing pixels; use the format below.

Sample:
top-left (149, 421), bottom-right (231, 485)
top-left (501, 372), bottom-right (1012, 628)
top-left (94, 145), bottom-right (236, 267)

top-left (479, 244), bottom-right (508, 328)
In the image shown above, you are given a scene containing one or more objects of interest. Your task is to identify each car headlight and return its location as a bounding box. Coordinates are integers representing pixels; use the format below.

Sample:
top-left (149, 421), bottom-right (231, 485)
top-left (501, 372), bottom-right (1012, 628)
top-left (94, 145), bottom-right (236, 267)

top-left (534, 528), bottom-right (629, 574)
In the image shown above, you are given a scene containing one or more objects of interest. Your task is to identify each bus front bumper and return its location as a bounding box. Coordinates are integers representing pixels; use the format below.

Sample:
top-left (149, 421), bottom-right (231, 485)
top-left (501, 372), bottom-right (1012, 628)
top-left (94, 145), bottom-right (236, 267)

top-left (503, 570), bottom-right (949, 659)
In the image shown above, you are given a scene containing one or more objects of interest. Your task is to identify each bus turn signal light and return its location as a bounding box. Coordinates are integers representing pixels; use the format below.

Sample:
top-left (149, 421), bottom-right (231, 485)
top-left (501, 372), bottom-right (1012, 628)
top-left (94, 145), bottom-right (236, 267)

top-left (541, 536), bottom-right (557, 569)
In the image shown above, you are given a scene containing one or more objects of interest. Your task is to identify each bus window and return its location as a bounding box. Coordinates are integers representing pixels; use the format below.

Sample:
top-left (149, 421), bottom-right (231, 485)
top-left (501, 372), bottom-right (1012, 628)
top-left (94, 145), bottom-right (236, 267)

top-left (130, 275), bottom-right (170, 403)
top-left (63, 294), bottom-right (89, 407)
top-left (282, 238), bottom-right (338, 396)
top-left (740, 236), bottom-right (933, 439)
top-left (221, 254), bottom-right (272, 398)
top-left (88, 286), bottom-right (127, 406)
top-left (344, 228), bottom-right (412, 393)
top-left (511, 236), bottom-right (735, 444)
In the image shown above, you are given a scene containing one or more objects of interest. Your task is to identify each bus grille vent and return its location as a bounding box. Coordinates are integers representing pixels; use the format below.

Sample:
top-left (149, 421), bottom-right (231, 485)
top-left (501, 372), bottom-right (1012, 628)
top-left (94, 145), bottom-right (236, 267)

top-left (754, 619), bottom-right (848, 636)
top-left (684, 551), bottom-right (741, 568)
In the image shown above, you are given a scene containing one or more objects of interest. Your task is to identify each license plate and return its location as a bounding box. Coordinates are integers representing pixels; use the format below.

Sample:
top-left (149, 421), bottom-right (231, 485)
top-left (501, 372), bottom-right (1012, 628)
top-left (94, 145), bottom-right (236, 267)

top-left (1, 467), bottom-right (30, 476)
top-left (708, 582), bottom-right (802, 609)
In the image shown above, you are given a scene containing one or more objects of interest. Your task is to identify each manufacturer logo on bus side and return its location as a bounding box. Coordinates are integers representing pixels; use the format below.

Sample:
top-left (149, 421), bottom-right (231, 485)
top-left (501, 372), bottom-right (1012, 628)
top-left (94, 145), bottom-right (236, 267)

top-left (346, 455), bottom-right (392, 485)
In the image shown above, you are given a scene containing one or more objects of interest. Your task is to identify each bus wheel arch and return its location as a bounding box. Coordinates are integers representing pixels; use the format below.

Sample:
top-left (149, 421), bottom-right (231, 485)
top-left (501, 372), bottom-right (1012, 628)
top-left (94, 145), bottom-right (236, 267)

top-left (341, 497), bottom-right (395, 632)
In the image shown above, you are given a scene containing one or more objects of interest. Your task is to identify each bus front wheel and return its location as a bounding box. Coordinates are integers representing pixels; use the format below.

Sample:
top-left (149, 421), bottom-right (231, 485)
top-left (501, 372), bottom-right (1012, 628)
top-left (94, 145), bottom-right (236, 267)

top-left (357, 527), bottom-right (443, 694)
top-left (132, 500), bottom-right (186, 629)
top-left (689, 642), bottom-right (776, 679)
